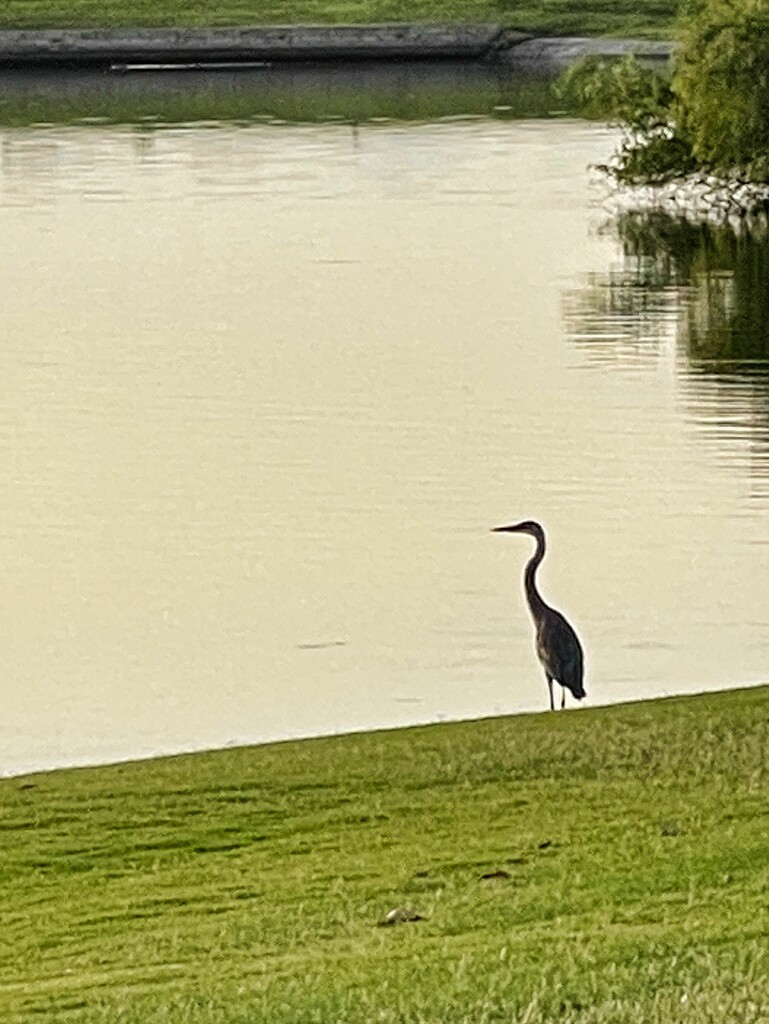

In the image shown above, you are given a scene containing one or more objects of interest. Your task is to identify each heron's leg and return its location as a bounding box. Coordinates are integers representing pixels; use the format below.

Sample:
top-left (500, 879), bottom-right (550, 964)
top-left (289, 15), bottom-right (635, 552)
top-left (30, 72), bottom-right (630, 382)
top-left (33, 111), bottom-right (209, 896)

top-left (560, 687), bottom-right (566, 710)
top-left (546, 675), bottom-right (554, 712)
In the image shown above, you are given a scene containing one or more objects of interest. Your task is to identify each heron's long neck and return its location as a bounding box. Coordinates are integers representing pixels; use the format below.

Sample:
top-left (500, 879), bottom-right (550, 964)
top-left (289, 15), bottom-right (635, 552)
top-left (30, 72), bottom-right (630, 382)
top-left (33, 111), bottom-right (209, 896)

top-left (524, 535), bottom-right (548, 618)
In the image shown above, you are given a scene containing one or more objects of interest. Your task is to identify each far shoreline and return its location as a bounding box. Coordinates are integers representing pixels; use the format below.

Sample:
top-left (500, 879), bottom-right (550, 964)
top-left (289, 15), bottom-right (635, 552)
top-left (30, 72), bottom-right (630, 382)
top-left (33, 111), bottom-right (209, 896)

top-left (0, 24), bottom-right (673, 71)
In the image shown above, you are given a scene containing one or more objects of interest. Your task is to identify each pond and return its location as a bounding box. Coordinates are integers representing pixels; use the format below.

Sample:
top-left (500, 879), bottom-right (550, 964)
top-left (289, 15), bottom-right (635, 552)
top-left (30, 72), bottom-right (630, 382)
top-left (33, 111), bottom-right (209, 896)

top-left (2, 66), bottom-right (768, 775)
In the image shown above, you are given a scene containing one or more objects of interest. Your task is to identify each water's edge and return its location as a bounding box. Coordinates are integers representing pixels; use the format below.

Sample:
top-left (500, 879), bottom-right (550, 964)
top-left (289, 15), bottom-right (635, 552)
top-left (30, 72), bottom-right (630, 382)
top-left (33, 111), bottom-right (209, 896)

top-left (5, 685), bottom-right (766, 781)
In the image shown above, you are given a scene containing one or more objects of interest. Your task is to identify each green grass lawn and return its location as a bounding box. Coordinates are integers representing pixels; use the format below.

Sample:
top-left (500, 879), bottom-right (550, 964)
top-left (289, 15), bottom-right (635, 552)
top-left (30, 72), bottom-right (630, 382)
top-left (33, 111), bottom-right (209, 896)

top-left (2, 686), bottom-right (768, 1022)
top-left (0, 0), bottom-right (681, 39)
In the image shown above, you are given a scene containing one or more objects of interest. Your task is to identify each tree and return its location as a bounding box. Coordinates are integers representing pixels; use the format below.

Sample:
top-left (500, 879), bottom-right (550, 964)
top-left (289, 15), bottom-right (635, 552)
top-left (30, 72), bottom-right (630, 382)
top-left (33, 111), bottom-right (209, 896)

top-left (675, 0), bottom-right (769, 179)
top-left (556, 53), bottom-right (694, 185)
top-left (558, 0), bottom-right (769, 197)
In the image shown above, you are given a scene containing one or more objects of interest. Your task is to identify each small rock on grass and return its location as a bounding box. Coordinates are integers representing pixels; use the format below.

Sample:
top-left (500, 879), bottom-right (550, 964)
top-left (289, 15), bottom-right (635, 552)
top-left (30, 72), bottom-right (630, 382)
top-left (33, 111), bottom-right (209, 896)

top-left (378, 907), bottom-right (424, 927)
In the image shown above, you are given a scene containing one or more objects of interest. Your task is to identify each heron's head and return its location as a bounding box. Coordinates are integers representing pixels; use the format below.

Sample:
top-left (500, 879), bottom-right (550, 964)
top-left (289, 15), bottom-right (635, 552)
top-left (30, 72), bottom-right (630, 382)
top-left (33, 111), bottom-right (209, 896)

top-left (491, 519), bottom-right (545, 544)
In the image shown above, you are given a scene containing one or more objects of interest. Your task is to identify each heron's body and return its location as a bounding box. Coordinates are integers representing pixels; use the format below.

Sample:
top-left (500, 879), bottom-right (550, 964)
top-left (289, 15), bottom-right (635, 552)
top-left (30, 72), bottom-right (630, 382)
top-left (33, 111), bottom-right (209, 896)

top-left (492, 519), bottom-right (585, 710)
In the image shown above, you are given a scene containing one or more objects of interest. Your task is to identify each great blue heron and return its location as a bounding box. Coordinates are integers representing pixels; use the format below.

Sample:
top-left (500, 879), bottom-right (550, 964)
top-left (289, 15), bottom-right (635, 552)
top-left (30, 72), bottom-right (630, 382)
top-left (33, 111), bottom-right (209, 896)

top-left (492, 519), bottom-right (585, 711)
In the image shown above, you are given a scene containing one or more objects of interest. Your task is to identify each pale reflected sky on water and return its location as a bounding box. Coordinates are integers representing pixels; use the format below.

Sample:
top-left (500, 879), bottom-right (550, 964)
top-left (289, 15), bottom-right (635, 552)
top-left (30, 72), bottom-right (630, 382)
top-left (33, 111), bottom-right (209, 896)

top-left (0, 119), bottom-right (768, 775)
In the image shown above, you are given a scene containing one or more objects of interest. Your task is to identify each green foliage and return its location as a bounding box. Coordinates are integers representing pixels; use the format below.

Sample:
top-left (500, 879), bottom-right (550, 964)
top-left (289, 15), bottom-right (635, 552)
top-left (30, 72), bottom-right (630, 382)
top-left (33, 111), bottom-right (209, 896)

top-left (564, 0), bottom-right (769, 192)
top-left (2, 687), bottom-right (769, 1022)
top-left (556, 54), bottom-right (696, 183)
top-left (675, 0), bottom-right (769, 179)
top-left (557, 53), bottom-right (672, 129)
top-left (613, 127), bottom-right (697, 183)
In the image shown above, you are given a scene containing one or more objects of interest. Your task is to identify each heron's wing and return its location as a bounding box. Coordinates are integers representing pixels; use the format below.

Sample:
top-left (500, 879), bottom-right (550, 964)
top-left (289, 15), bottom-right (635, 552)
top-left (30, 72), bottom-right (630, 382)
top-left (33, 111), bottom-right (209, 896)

top-left (536, 608), bottom-right (584, 693)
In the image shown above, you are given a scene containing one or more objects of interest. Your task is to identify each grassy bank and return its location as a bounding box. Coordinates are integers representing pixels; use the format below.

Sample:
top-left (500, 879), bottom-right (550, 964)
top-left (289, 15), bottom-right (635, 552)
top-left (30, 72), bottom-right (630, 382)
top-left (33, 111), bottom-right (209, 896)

top-left (2, 686), bottom-right (768, 1022)
top-left (0, 1), bottom-right (681, 39)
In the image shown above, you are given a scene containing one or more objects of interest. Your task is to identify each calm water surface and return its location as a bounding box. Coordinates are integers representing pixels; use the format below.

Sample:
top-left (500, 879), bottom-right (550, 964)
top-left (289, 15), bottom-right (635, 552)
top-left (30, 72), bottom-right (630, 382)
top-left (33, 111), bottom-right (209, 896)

top-left (2, 112), bottom-right (769, 775)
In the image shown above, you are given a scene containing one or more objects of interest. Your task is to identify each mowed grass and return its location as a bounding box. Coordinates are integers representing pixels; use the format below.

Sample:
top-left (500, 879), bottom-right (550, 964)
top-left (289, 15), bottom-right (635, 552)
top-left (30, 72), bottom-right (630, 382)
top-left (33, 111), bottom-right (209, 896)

top-left (0, 0), bottom-right (681, 39)
top-left (2, 686), bottom-right (769, 1022)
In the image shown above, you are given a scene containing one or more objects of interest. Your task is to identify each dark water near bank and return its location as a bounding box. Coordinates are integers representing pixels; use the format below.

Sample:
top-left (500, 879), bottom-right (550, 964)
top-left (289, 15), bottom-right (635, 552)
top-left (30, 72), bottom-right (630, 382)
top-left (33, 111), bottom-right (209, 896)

top-left (0, 62), bottom-right (563, 126)
top-left (1, 68), bottom-right (769, 775)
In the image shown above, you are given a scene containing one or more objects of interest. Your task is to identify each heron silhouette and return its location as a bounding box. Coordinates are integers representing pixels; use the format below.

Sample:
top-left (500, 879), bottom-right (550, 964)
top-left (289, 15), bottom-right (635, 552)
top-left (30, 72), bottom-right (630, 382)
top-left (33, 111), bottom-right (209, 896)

top-left (492, 519), bottom-right (585, 711)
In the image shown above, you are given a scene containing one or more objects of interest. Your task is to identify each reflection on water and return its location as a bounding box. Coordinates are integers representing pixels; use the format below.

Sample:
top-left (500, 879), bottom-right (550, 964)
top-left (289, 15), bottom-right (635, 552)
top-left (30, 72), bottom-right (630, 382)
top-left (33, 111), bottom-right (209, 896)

top-left (2, 117), bottom-right (769, 776)
top-left (0, 63), bottom-right (563, 127)
top-left (565, 212), bottom-right (769, 498)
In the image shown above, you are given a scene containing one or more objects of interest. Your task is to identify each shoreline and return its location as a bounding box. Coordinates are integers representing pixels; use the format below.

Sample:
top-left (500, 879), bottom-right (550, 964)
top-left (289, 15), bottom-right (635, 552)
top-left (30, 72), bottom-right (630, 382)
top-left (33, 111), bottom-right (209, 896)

top-left (0, 24), bottom-right (673, 69)
top-left (4, 682), bottom-right (765, 781)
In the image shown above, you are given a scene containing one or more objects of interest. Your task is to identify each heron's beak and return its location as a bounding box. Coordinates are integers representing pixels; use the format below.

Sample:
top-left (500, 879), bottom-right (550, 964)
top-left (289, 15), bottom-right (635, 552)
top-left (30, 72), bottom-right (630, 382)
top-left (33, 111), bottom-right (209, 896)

top-left (491, 524), bottom-right (521, 533)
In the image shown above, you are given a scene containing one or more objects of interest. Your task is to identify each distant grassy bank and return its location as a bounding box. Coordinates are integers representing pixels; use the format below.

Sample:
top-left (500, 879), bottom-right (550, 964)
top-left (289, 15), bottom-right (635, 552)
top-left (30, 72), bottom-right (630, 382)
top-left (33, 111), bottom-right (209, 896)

top-left (0, 1), bottom-right (680, 40)
top-left (2, 686), bottom-right (768, 1022)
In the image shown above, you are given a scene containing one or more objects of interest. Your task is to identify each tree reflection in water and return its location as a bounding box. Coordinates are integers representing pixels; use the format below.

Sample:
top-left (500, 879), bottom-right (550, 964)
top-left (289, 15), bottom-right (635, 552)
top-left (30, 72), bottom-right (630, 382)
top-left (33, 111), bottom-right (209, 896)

top-left (564, 211), bottom-right (769, 499)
